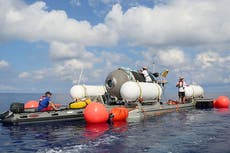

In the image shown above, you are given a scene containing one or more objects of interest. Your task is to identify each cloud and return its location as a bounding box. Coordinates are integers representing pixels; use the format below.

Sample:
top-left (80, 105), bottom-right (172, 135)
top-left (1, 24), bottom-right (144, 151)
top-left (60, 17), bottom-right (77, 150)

top-left (157, 48), bottom-right (185, 67)
top-left (141, 47), bottom-right (187, 68)
top-left (140, 47), bottom-right (230, 88)
top-left (1, 0), bottom-right (230, 92)
top-left (2, 0), bottom-right (230, 48)
top-left (193, 51), bottom-right (230, 84)
top-left (69, 0), bottom-right (81, 7)
top-left (0, 84), bottom-right (20, 91)
top-left (105, 1), bottom-right (230, 47)
top-left (18, 72), bottom-right (30, 78)
top-left (195, 51), bottom-right (219, 69)
top-left (0, 60), bottom-right (9, 69)
top-left (18, 70), bottom-right (45, 80)
top-left (100, 51), bottom-right (128, 67)
top-left (0, 0), bottom-right (118, 46)
top-left (2, 0), bottom-right (230, 49)
top-left (196, 51), bottom-right (230, 70)
top-left (49, 41), bottom-right (96, 60)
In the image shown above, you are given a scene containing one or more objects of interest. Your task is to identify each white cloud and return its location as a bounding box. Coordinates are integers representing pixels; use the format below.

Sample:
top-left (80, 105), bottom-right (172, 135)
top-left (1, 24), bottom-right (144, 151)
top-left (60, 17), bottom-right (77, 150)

top-left (2, 0), bottom-right (230, 48)
top-left (49, 41), bottom-right (100, 83)
top-left (184, 51), bottom-right (230, 85)
top-left (100, 51), bottom-right (127, 67)
top-left (105, 1), bottom-right (230, 47)
top-left (49, 41), bottom-right (94, 60)
top-left (69, 0), bottom-right (81, 7)
top-left (157, 48), bottom-right (185, 67)
top-left (1, 0), bottom-right (230, 92)
top-left (18, 72), bottom-right (30, 78)
top-left (0, 0), bottom-right (118, 46)
top-left (0, 84), bottom-right (20, 91)
top-left (141, 48), bottom-right (186, 68)
top-left (0, 60), bottom-right (9, 69)
top-left (195, 51), bottom-right (218, 69)
top-left (223, 76), bottom-right (230, 83)
top-left (195, 51), bottom-right (230, 70)
top-left (18, 70), bottom-right (45, 80)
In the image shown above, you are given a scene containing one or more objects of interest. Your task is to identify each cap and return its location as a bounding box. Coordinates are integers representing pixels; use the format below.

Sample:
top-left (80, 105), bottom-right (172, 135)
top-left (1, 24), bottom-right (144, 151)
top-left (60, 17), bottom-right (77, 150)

top-left (45, 91), bottom-right (52, 95)
top-left (143, 66), bottom-right (148, 70)
top-left (179, 76), bottom-right (184, 79)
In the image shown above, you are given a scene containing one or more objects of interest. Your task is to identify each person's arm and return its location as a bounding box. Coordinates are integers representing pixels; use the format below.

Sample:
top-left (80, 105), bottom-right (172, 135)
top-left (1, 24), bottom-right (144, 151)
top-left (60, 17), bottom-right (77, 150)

top-left (184, 81), bottom-right (188, 87)
top-left (176, 82), bottom-right (179, 87)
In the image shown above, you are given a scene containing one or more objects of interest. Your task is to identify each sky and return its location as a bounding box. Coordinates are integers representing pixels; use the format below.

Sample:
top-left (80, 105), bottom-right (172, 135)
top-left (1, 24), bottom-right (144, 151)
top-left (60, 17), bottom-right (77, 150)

top-left (0, 0), bottom-right (229, 94)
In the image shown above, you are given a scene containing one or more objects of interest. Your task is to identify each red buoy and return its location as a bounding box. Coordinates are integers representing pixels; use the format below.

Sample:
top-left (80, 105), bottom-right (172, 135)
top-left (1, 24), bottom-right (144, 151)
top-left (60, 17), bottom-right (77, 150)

top-left (214, 96), bottom-right (230, 108)
top-left (110, 107), bottom-right (129, 122)
top-left (84, 102), bottom-right (109, 123)
top-left (24, 100), bottom-right (39, 109)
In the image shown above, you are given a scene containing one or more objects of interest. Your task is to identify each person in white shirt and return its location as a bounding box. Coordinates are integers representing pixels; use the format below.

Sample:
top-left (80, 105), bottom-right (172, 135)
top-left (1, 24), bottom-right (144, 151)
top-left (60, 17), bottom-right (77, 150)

top-left (141, 67), bottom-right (152, 82)
top-left (176, 76), bottom-right (187, 103)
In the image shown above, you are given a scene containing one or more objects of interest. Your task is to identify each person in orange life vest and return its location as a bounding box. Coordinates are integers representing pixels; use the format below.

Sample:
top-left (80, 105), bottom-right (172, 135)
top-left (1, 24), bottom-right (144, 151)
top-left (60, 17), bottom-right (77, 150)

top-left (38, 91), bottom-right (59, 111)
top-left (176, 76), bottom-right (187, 104)
top-left (141, 67), bottom-right (152, 82)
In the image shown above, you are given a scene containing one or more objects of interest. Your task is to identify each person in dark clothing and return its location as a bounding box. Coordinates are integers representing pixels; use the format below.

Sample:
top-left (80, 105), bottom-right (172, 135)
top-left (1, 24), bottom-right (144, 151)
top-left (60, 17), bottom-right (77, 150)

top-left (37, 91), bottom-right (58, 111)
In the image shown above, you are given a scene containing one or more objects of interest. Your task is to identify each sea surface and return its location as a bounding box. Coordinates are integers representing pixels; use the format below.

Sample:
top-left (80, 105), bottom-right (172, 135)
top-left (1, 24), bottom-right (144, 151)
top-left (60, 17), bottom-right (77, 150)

top-left (0, 93), bottom-right (230, 153)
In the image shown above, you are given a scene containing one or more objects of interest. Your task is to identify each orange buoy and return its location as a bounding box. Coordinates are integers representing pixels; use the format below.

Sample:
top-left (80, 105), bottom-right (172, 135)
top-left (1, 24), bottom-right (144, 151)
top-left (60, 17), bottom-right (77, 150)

top-left (110, 107), bottom-right (129, 122)
top-left (84, 102), bottom-right (109, 123)
top-left (24, 100), bottom-right (39, 109)
top-left (214, 96), bottom-right (230, 108)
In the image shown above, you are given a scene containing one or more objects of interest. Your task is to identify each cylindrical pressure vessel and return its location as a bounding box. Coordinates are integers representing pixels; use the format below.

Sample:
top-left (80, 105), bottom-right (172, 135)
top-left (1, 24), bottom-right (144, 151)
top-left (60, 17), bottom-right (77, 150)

top-left (105, 68), bottom-right (145, 99)
top-left (70, 85), bottom-right (106, 99)
top-left (184, 85), bottom-right (204, 98)
top-left (120, 81), bottom-right (162, 102)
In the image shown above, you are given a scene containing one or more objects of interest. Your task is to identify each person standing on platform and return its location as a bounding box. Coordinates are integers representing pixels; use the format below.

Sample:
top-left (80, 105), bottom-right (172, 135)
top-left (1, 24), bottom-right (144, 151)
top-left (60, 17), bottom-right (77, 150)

top-left (176, 76), bottom-right (187, 103)
top-left (141, 67), bottom-right (152, 82)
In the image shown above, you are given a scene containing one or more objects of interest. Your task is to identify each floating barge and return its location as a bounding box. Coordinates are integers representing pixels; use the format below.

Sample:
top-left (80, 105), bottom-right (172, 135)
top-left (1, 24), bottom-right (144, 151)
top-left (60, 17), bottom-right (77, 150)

top-left (0, 97), bottom-right (213, 125)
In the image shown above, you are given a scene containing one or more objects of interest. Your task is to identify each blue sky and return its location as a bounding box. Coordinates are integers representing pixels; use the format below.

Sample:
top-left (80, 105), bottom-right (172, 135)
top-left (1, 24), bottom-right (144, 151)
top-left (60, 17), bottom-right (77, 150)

top-left (0, 0), bottom-right (229, 94)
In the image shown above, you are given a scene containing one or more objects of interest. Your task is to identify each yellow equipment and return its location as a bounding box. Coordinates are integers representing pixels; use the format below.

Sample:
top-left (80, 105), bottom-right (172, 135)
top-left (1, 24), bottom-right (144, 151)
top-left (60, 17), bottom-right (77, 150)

top-left (69, 98), bottom-right (91, 109)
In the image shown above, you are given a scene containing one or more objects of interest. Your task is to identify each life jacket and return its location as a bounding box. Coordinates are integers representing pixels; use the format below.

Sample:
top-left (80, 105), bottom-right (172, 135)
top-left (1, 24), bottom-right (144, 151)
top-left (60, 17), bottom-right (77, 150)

top-left (178, 80), bottom-right (185, 92)
top-left (39, 95), bottom-right (46, 103)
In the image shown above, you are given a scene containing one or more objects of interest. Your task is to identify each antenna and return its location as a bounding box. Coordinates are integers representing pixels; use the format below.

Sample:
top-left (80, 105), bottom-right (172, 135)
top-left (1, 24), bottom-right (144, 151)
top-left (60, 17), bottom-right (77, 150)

top-left (78, 67), bottom-right (84, 85)
top-left (152, 62), bottom-right (155, 72)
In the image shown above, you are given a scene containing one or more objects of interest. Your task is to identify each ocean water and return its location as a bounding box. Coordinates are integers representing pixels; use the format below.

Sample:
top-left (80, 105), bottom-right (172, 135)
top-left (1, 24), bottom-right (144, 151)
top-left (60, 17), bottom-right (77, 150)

top-left (0, 93), bottom-right (230, 153)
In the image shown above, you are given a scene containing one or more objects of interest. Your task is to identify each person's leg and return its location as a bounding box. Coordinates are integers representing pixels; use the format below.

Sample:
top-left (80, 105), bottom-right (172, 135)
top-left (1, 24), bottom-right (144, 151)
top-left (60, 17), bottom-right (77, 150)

top-left (178, 92), bottom-right (183, 103)
top-left (183, 96), bottom-right (186, 103)
top-left (178, 92), bottom-right (181, 103)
